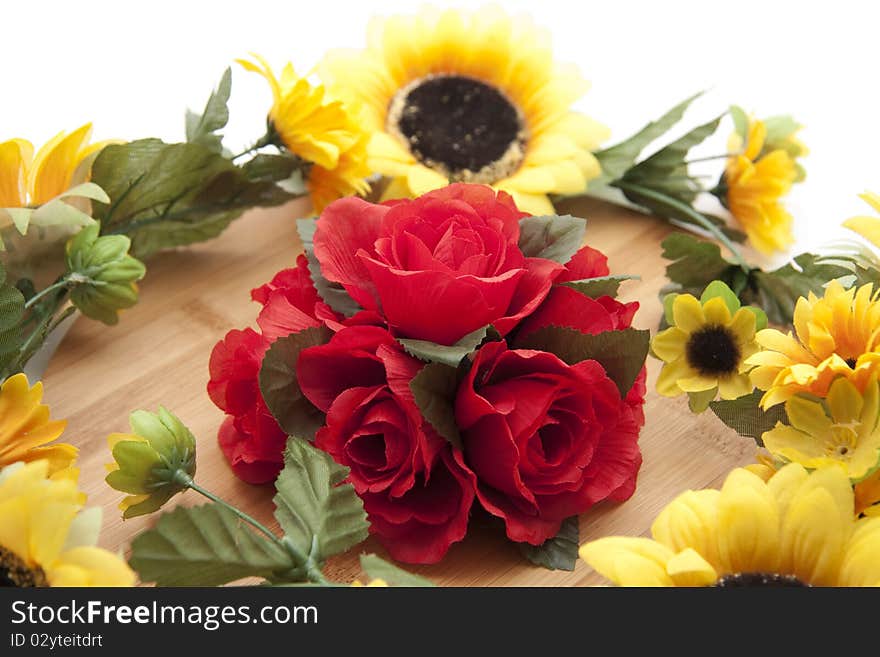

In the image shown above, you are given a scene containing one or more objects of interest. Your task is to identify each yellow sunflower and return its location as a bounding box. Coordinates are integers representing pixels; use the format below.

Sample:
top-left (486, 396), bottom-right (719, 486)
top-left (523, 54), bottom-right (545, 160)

top-left (0, 123), bottom-right (104, 209)
top-left (747, 281), bottom-right (880, 408)
top-left (0, 373), bottom-right (76, 475)
top-left (319, 7), bottom-right (608, 215)
top-left (237, 55), bottom-right (371, 212)
top-left (762, 378), bottom-right (880, 481)
top-left (652, 282), bottom-right (762, 410)
top-left (843, 191), bottom-right (880, 248)
top-left (580, 464), bottom-right (880, 586)
top-left (0, 460), bottom-right (135, 586)
top-left (722, 117), bottom-right (797, 254)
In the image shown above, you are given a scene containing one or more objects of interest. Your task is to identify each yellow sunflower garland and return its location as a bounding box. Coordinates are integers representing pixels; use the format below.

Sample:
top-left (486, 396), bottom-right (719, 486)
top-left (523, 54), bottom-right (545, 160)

top-left (747, 281), bottom-right (880, 408)
top-left (0, 373), bottom-right (76, 475)
top-left (719, 115), bottom-right (799, 254)
top-left (237, 54), bottom-right (371, 212)
top-left (0, 460), bottom-right (135, 586)
top-left (652, 281), bottom-right (764, 411)
top-left (319, 7), bottom-right (608, 215)
top-left (580, 464), bottom-right (880, 586)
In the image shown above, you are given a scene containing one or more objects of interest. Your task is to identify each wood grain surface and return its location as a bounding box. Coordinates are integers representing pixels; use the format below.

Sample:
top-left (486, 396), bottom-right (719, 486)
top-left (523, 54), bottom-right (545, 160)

top-left (42, 196), bottom-right (757, 586)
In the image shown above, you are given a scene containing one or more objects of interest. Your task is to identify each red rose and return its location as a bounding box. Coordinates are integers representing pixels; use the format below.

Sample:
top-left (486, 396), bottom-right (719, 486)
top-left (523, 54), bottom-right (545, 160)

top-left (208, 328), bottom-right (288, 483)
top-left (252, 254), bottom-right (340, 341)
top-left (298, 325), bottom-right (474, 563)
top-left (209, 255), bottom-right (331, 484)
top-left (314, 183), bottom-right (563, 345)
top-left (455, 341), bottom-right (642, 545)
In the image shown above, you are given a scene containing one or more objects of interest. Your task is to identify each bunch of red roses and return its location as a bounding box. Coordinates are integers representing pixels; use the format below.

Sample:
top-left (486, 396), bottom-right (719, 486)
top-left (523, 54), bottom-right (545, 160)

top-left (209, 184), bottom-right (649, 565)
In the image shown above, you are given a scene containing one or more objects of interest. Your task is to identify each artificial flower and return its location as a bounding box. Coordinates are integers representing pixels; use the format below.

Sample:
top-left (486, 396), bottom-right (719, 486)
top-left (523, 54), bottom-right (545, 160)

top-left (105, 407), bottom-right (197, 518)
top-left (652, 282), bottom-right (763, 411)
top-left (747, 281), bottom-right (880, 408)
top-left (237, 54), bottom-right (370, 212)
top-left (0, 373), bottom-right (76, 475)
top-left (762, 378), bottom-right (880, 481)
top-left (314, 183), bottom-right (563, 345)
top-left (720, 116), bottom-right (798, 254)
top-left (455, 340), bottom-right (642, 545)
top-left (580, 464), bottom-right (880, 586)
top-left (0, 124), bottom-right (104, 208)
top-left (64, 223), bottom-right (145, 325)
top-left (320, 7), bottom-right (608, 215)
top-left (843, 191), bottom-right (880, 248)
top-left (209, 255), bottom-right (337, 484)
top-left (298, 324), bottom-right (475, 564)
top-left (0, 460), bottom-right (135, 586)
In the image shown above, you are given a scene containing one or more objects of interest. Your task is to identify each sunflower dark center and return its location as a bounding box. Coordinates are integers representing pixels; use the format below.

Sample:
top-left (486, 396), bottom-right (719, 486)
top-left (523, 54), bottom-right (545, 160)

top-left (0, 545), bottom-right (47, 587)
top-left (388, 74), bottom-right (526, 183)
top-left (715, 572), bottom-right (808, 587)
top-left (685, 325), bottom-right (741, 377)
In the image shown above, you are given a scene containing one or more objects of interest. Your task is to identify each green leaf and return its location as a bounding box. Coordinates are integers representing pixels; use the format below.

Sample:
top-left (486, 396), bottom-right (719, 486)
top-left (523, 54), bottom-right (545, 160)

top-left (409, 361), bottom-right (462, 449)
top-left (259, 326), bottom-right (331, 441)
top-left (296, 217), bottom-right (362, 317)
top-left (359, 554), bottom-right (435, 587)
top-left (729, 105), bottom-right (749, 140)
top-left (592, 92), bottom-right (703, 185)
top-left (128, 503), bottom-right (294, 586)
top-left (621, 115), bottom-right (723, 204)
top-left (700, 280), bottom-right (741, 314)
top-left (185, 68), bottom-right (232, 153)
top-left (90, 139), bottom-right (298, 257)
top-left (661, 233), bottom-right (745, 295)
top-left (518, 516), bottom-right (578, 571)
top-left (274, 437), bottom-right (370, 562)
top-left (516, 326), bottom-right (649, 398)
top-left (709, 390), bottom-right (788, 445)
top-left (518, 214), bottom-right (588, 264)
top-left (0, 261), bottom-right (25, 358)
top-left (561, 275), bottom-right (639, 299)
top-left (398, 325), bottom-right (490, 366)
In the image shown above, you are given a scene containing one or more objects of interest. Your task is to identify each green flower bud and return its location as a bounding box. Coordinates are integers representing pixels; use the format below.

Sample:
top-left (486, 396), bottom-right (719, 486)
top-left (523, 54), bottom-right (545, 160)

top-left (105, 407), bottom-right (197, 519)
top-left (65, 223), bottom-right (146, 325)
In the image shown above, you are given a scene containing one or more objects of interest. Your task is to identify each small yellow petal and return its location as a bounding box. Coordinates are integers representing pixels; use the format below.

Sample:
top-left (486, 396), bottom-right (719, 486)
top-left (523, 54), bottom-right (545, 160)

top-left (579, 537), bottom-right (675, 587)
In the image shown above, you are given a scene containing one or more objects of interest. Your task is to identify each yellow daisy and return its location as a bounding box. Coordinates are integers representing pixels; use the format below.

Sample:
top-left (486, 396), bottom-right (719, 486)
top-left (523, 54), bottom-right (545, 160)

top-left (762, 378), bottom-right (880, 481)
top-left (237, 55), bottom-right (371, 212)
top-left (843, 191), bottom-right (880, 248)
top-left (723, 117), bottom-right (797, 254)
top-left (0, 373), bottom-right (76, 475)
top-left (0, 124), bottom-right (105, 208)
top-left (652, 283), bottom-right (761, 409)
top-left (0, 460), bottom-right (135, 586)
top-left (747, 281), bottom-right (880, 408)
top-left (580, 464), bottom-right (880, 586)
top-left (319, 7), bottom-right (609, 215)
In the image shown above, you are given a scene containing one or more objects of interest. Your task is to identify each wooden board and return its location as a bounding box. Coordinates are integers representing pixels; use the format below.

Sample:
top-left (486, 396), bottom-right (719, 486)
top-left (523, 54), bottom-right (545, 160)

top-left (42, 196), bottom-right (757, 586)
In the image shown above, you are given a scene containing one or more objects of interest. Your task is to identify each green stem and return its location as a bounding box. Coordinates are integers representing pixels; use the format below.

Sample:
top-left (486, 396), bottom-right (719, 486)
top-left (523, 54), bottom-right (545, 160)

top-left (24, 278), bottom-right (70, 309)
top-left (231, 132), bottom-right (274, 161)
top-left (683, 152), bottom-right (740, 165)
top-left (175, 472), bottom-right (330, 586)
top-left (614, 181), bottom-right (750, 271)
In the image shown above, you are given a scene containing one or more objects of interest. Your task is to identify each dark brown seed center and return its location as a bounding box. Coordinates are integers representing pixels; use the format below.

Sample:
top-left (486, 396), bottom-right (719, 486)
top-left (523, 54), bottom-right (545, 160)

top-left (389, 75), bottom-right (526, 183)
top-left (715, 572), bottom-right (808, 587)
top-left (0, 545), bottom-right (47, 587)
top-left (686, 325), bottom-right (741, 377)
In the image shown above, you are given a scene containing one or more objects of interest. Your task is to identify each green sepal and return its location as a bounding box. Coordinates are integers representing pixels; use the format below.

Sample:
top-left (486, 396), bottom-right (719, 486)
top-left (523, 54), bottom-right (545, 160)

top-left (518, 516), bottom-right (579, 571)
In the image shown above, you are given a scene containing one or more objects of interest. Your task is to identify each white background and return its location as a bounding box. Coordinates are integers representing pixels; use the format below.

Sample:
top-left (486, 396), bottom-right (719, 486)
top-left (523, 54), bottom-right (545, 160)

top-left (4, 0), bottom-right (878, 260)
